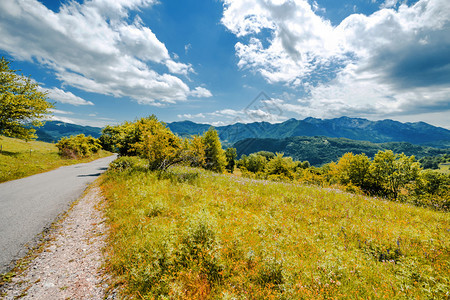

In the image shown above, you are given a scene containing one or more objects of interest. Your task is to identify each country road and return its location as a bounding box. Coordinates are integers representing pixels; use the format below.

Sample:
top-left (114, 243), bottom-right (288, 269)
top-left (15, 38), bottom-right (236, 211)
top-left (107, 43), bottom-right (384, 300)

top-left (0, 154), bottom-right (117, 274)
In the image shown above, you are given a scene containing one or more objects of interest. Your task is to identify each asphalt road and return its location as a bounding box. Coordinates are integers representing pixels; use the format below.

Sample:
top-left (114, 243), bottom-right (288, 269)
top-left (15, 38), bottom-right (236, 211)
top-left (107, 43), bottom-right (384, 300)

top-left (0, 154), bottom-right (117, 274)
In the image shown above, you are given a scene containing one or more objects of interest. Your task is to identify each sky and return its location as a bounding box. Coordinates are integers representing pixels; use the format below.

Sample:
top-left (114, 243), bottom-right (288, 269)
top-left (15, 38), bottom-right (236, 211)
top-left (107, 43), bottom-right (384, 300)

top-left (1, 0), bottom-right (449, 129)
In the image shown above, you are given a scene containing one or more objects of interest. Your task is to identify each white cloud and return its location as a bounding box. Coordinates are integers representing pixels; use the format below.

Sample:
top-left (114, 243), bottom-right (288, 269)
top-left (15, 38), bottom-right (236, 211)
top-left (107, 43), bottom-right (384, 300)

top-left (50, 109), bottom-right (74, 115)
top-left (222, 0), bottom-right (450, 124)
top-left (45, 87), bottom-right (94, 106)
top-left (189, 87), bottom-right (213, 98)
top-left (0, 0), bottom-right (211, 105)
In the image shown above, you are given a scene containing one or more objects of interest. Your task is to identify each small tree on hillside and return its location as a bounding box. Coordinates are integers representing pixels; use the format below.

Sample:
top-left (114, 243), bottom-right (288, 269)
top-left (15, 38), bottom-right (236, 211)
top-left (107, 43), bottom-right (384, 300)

top-left (131, 116), bottom-right (182, 171)
top-left (225, 147), bottom-right (237, 173)
top-left (370, 150), bottom-right (421, 200)
top-left (202, 127), bottom-right (226, 173)
top-left (0, 57), bottom-right (54, 140)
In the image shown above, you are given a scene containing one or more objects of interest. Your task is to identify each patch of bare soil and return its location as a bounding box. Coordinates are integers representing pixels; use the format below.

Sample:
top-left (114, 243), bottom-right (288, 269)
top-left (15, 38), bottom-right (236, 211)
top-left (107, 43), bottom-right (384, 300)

top-left (1, 185), bottom-right (111, 299)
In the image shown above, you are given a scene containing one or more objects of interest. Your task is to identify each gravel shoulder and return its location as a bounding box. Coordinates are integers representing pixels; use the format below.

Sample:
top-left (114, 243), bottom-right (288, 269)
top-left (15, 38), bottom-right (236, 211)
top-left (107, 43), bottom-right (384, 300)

top-left (1, 183), bottom-right (111, 299)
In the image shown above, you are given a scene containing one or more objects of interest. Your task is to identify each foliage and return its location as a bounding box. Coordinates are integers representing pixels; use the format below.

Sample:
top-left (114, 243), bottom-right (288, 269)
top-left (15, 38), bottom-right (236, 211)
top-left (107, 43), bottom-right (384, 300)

top-left (130, 116), bottom-right (183, 171)
top-left (0, 57), bottom-right (54, 140)
top-left (0, 135), bottom-right (110, 182)
top-left (237, 153), bottom-right (267, 173)
top-left (184, 135), bottom-right (206, 168)
top-left (202, 127), bottom-right (226, 173)
top-left (370, 151), bottom-right (421, 200)
top-left (55, 134), bottom-right (101, 158)
top-left (333, 153), bottom-right (372, 192)
top-left (225, 147), bottom-right (237, 173)
top-left (266, 153), bottom-right (296, 180)
top-left (234, 136), bottom-right (450, 167)
top-left (101, 164), bottom-right (450, 299)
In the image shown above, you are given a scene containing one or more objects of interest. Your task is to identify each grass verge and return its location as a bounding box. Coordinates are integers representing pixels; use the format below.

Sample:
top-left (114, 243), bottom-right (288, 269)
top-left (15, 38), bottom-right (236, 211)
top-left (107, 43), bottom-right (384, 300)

top-left (0, 136), bottom-right (111, 183)
top-left (100, 160), bottom-right (449, 299)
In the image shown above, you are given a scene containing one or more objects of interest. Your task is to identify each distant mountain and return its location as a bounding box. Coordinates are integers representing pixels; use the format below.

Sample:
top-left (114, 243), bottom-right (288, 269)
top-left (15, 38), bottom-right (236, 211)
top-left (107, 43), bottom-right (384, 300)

top-left (234, 136), bottom-right (450, 166)
top-left (35, 121), bottom-right (102, 143)
top-left (168, 117), bottom-right (450, 148)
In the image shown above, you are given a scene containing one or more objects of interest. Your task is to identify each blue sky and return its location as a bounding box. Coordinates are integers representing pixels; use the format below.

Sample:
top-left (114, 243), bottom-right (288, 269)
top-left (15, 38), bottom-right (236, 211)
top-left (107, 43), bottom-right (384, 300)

top-left (1, 0), bottom-right (449, 129)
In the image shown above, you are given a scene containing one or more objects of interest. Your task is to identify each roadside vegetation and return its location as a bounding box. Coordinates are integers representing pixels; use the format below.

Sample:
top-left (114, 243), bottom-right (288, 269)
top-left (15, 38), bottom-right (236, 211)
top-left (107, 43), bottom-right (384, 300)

top-left (0, 135), bottom-right (110, 183)
top-left (102, 160), bottom-right (449, 299)
top-left (99, 116), bottom-right (449, 298)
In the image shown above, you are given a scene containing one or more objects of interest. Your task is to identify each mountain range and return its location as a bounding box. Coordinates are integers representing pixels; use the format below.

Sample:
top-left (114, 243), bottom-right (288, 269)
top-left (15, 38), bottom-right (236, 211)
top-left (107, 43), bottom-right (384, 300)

top-left (167, 117), bottom-right (450, 148)
top-left (35, 117), bottom-right (450, 151)
top-left (34, 121), bottom-right (102, 143)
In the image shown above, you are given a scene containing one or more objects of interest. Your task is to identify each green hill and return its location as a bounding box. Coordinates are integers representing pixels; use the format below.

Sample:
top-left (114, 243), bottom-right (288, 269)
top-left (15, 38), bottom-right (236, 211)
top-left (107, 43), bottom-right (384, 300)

top-left (234, 136), bottom-right (450, 166)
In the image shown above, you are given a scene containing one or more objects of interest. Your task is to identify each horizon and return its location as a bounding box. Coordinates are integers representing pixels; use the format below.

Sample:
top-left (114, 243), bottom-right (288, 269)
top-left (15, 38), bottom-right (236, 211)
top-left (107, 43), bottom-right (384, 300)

top-left (1, 0), bottom-right (449, 129)
top-left (46, 115), bottom-right (450, 131)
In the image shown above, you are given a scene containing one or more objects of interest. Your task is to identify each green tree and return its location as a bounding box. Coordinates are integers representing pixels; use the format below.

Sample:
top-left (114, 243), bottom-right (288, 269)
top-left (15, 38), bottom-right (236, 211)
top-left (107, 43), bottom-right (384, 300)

top-left (225, 147), bottom-right (237, 173)
top-left (202, 127), bottom-right (226, 173)
top-left (370, 150), bottom-right (421, 200)
top-left (0, 57), bottom-right (54, 140)
top-left (335, 152), bottom-right (371, 191)
top-left (184, 135), bottom-right (206, 168)
top-left (131, 116), bottom-right (182, 171)
top-left (56, 134), bottom-right (101, 158)
top-left (266, 153), bottom-right (296, 180)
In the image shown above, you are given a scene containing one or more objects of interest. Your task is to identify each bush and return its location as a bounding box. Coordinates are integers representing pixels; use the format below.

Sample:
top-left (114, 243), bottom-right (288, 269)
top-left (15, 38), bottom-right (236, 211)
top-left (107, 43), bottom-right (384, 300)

top-left (56, 134), bottom-right (101, 158)
top-left (109, 156), bottom-right (142, 171)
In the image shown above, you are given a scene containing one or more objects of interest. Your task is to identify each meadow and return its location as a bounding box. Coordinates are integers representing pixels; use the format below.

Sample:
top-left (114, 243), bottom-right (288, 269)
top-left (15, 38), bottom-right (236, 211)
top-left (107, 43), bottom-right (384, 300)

top-left (101, 159), bottom-right (449, 299)
top-left (0, 136), bottom-right (111, 183)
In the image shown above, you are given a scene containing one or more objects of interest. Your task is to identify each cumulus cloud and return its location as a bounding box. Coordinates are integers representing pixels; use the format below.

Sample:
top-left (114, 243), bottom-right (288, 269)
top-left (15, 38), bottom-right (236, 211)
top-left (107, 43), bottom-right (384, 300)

top-left (46, 87), bottom-right (94, 106)
top-left (0, 0), bottom-right (211, 105)
top-left (222, 0), bottom-right (450, 122)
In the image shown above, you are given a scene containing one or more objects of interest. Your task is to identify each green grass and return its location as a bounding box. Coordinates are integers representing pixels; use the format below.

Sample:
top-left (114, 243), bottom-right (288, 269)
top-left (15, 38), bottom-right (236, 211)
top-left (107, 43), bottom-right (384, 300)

top-left (0, 135), bottom-right (111, 183)
top-left (101, 160), bottom-right (449, 299)
top-left (439, 163), bottom-right (450, 174)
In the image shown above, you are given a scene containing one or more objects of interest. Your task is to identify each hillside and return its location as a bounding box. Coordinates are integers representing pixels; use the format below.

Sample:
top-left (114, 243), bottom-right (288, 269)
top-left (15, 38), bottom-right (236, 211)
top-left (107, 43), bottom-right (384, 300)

top-left (234, 136), bottom-right (450, 166)
top-left (168, 117), bottom-right (450, 148)
top-left (34, 121), bottom-right (102, 142)
top-left (101, 163), bottom-right (450, 299)
top-left (0, 135), bottom-right (110, 182)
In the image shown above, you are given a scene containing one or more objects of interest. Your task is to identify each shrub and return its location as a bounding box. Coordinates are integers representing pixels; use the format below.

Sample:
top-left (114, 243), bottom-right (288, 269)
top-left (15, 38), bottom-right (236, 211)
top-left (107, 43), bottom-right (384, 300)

top-left (109, 156), bottom-right (142, 171)
top-left (56, 134), bottom-right (101, 158)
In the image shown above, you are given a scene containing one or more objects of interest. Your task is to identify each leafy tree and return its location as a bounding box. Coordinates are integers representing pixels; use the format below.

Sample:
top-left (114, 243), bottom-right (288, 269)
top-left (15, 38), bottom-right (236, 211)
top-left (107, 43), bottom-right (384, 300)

top-left (225, 147), bottom-right (237, 173)
top-left (56, 134), bottom-right (101, 158)
top-left (131, 116), bottom-right (182, 171)
top-left (370, 150), bottom-right (421, 200)
top-left (0, 57), bottom-right (54, 140)
top-left (99, 124), bottom-right (123, 153)
top-left (202, 127), bottom-right (226, 173)
top-left (334, 152), bottom-right (371, 191)
top-left (266, 153), bottom-right (296, 180)
top-left (184, 135), bottom-right (206, 168)
top-left (254, 151), bottom-right (275, 161)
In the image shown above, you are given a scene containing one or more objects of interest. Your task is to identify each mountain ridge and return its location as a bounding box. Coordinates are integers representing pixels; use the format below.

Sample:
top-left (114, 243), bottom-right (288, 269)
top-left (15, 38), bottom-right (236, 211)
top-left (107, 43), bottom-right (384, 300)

top-left (167, 117), bottom-right (450, 148)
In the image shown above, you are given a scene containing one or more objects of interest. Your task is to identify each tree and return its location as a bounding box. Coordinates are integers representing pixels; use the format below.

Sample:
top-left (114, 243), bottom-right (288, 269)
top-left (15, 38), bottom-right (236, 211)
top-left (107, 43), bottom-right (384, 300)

top-left (131, 116), bottom-right (182, 171)
top-left (370, 150), bottom-right (421, 200)
top-left (184, 135), bottom-right (206, 168)
top-left (225, 147), bottom-right (237, 173)
top-left (56, 134), bottom-right (101, 158)
top-left (202, 127), bottom-right (226, 173)
top-left (335, 152), bottom-right (371, 191)
top-left (0, 57), bottom-right (54, 140)
top-left (266, 153), bottom-right (296, 180)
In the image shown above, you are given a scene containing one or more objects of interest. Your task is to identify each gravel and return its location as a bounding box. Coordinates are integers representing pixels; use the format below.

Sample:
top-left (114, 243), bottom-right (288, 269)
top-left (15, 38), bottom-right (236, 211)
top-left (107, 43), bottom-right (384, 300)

top-left (1, 185), bottom-right (112, 299)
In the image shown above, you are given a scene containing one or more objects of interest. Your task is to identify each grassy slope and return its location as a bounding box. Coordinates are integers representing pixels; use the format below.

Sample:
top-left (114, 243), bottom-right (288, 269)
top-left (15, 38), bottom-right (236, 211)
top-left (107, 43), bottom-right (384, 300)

top-left (0, 136), bottom-right (111, 183)
top-left (101, 163), bottom-right (449, 299)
